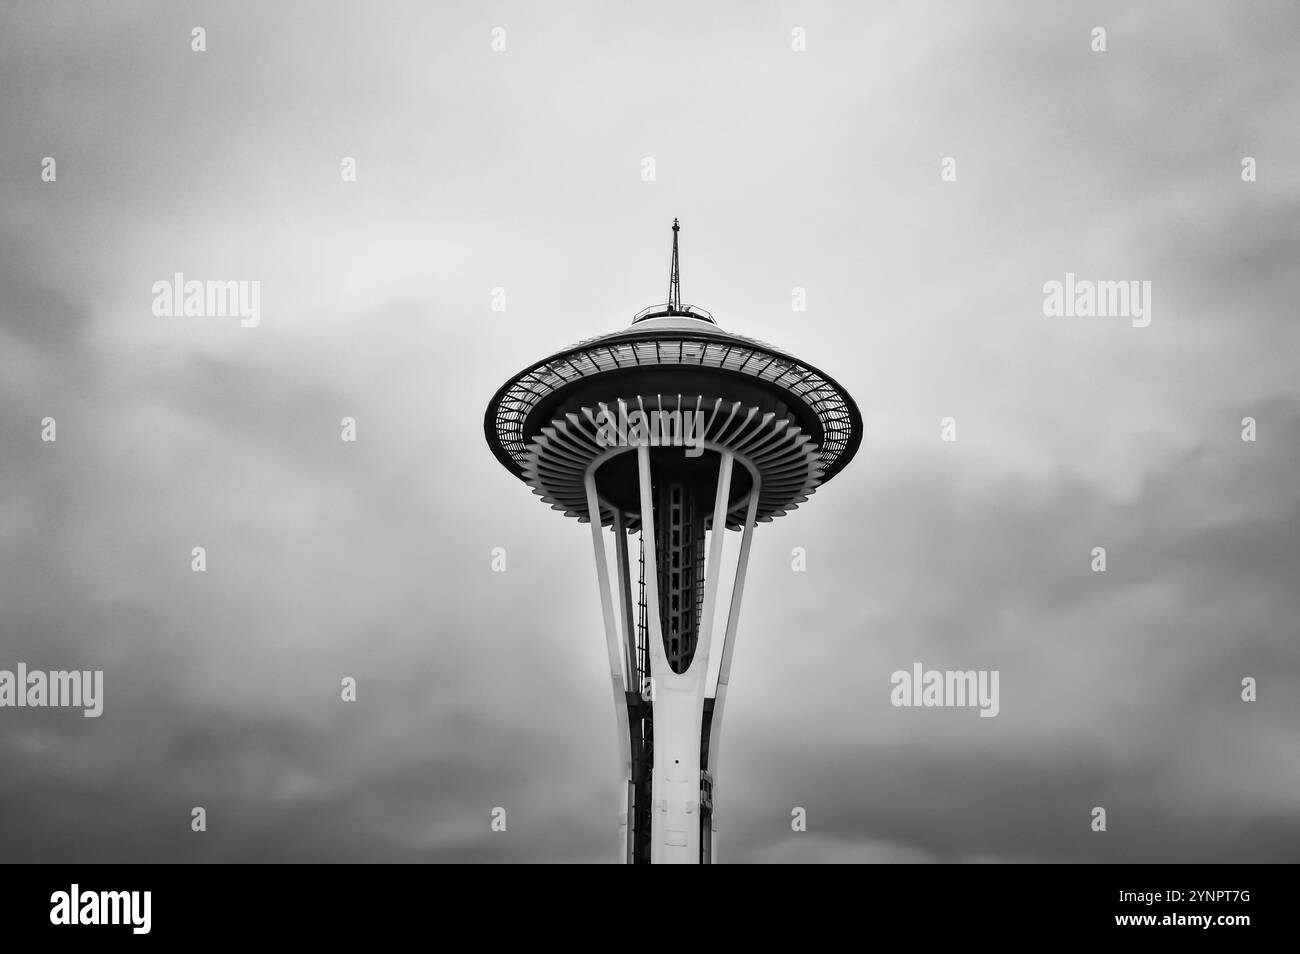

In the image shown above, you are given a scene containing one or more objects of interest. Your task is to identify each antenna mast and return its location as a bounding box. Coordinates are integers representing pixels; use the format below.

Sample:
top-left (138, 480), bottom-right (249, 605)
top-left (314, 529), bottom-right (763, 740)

top-left (668, 218), bottom-right (681, 313)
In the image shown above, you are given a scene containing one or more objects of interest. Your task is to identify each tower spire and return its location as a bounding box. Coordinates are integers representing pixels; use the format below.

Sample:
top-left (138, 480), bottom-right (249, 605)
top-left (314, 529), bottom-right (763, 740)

top-left (668, 218), bottom-right (681, 313)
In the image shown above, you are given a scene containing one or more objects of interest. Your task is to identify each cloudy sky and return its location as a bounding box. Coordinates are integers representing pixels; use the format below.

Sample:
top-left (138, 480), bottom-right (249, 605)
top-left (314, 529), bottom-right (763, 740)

top-left (1, 0), bottom-right (1297, 862)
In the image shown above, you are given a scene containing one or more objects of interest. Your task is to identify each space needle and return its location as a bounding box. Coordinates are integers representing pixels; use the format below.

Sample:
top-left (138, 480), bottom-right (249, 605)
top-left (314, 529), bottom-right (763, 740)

top-left (484, 221), bottom-right (862, 863)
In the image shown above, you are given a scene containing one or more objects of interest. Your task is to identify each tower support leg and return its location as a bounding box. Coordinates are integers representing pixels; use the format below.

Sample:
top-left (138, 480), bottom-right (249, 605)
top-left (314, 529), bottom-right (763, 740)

top-left (584, 468), bottom-right (634, 863)
top-left (703, 476), bottom-right (761, 863)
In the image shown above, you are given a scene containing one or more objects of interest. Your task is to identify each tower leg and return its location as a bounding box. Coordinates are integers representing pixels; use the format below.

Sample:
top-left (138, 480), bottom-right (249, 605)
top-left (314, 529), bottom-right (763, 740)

top-left (704, 477), bottom-right (761, 864)
top-left (583, 468), bottom-right (634, 863)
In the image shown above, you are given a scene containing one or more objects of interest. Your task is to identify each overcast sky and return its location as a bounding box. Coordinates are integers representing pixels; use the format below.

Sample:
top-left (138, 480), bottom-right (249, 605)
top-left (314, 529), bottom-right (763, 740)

top-left (1, 0), bottom-right (1298, 862)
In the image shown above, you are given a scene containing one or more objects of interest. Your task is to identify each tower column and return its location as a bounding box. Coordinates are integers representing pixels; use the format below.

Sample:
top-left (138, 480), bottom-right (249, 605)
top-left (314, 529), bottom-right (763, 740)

top-left (704, 474), bottom-right (761, 863)
top-left (583, 467), bottom-right (634, 863)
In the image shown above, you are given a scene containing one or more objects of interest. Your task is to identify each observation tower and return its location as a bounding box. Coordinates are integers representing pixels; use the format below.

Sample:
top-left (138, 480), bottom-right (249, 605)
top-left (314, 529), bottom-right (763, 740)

top-left (484, 221), bottom-right (862, 863)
